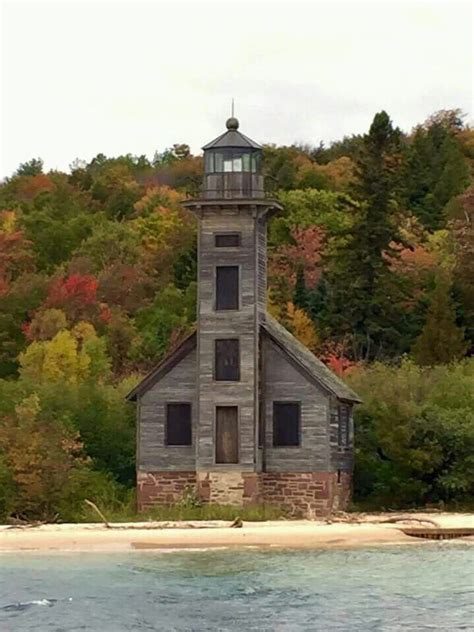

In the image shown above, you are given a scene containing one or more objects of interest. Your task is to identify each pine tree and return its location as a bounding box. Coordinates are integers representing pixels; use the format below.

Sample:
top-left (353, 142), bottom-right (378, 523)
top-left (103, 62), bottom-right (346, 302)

top-left (404, 115), bottom-right (469, 230)
top-left (412, 277), bottom-right (467, 366)
top-left (324, 111), bottom-right (405, 360)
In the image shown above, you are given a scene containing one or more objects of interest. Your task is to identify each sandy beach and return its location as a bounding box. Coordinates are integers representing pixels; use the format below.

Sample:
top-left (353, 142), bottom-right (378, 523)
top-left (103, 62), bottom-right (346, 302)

top-left (0, 513), bottom-right (472, 553)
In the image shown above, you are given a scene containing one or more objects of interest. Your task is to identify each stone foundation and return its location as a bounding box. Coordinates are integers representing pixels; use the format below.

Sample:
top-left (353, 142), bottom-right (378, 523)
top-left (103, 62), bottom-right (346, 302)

top-left (137, 470), bottom-right (350, 515)
top-left (262, 471), bottom-right (351, 516)
top-left (197, 471), bottom-right (261, 506)
top-left (136, 471), bottom-right (196, 511)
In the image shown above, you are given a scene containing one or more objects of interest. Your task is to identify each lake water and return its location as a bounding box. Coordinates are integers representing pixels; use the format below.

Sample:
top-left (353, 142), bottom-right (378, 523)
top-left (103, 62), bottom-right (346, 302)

top-left (0, 545), bottom-right (473, 631)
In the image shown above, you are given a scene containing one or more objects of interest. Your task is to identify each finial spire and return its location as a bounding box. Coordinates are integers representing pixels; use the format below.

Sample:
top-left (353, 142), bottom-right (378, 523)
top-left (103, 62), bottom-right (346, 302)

top-left (226, 99), bottom-right (239, 131)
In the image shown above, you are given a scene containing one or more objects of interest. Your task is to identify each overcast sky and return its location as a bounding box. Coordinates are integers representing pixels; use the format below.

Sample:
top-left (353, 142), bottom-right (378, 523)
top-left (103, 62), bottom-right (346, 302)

top-left (1, 0), bottom-right (472, 177)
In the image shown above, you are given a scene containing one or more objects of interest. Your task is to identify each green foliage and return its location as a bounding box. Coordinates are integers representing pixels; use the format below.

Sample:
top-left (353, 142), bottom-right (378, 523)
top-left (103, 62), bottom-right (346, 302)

top-left (348, 359), bottom-right (474, 507)
top-left (15, 158), bottom-right (44, 177)
top-left (0, 109), bottom-right (472, 520)
top-left (404, 112), bottom-right (470, 230)
top-left (322, 111), bottom-right (407, 360)
top-left (412, 276), bottom-right (467, 365)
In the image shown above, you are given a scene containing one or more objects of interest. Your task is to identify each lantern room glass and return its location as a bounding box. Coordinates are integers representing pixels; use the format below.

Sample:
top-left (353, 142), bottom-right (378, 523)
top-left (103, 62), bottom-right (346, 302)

top-left (205, 149), bottom-right (261, 174)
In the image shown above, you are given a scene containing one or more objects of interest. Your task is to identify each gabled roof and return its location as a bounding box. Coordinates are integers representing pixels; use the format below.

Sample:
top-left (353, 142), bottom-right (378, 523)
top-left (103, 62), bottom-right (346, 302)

top-left (125, 331), bottom-right (197, 402)
top-left (261, 315), bottom-right (362, 403)
top-left (202, 129), bottom-right (262, 150)
top-left (125, 317), bottom-right (361, 404)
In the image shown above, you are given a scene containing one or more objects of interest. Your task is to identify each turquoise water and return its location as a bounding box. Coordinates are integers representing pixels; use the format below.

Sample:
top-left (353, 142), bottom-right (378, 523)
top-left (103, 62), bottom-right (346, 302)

top-left (0, 545), bottom-right (473, 631)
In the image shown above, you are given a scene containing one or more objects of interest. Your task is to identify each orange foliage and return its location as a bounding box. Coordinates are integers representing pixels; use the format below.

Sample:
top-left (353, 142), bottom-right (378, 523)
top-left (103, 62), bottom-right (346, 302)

top-left (269, 226), bottom-right (325, 291)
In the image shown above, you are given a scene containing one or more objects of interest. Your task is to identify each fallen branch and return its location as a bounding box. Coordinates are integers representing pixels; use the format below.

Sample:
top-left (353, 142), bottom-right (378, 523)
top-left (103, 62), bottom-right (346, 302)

top-left (84, 499), bottom-right (111, 528)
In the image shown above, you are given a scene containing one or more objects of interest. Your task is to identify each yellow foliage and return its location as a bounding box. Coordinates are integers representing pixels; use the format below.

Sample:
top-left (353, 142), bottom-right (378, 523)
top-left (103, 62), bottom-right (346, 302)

top-left (19, 329), bottom-right (91, 383)
top-left (286, 302), bottom-right (320, 353)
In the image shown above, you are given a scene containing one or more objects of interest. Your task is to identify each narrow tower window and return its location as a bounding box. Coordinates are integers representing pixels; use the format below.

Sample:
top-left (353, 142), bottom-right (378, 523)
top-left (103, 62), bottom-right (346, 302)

top-left (165, 403), bottom-right (192, 446)
top-left (273, 402), bottom-right (300, 447)
top-left (216, 266), bottom-right (239, 310)
top-left (215, 339), bottom-right (240, 381)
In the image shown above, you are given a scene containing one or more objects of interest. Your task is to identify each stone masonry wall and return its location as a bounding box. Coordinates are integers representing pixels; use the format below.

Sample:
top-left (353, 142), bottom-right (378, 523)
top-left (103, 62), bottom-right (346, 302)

top-left (137, 471), bottom-right (196, 511)
top-left (137, 470), bottom-right (350, 515)
top-left (262, 472), bottom-right (351, 516)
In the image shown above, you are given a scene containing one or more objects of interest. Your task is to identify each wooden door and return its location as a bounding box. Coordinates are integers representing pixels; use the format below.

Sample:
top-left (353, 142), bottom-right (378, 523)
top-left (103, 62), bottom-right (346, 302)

top-left (215, 406), bottom-right (238, 463)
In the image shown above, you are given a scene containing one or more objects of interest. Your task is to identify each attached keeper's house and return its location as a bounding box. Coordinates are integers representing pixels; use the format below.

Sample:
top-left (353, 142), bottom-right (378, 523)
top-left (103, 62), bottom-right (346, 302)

top-left (126, 117), bottom-right (361, 515)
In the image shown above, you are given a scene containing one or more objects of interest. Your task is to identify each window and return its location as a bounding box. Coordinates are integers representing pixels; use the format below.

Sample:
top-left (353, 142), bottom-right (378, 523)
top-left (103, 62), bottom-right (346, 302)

top-left (215, 406), bottom-right (238, 463)
top-left (165, 403), bottom-right (191, 446)
top-left (216, 266), bottom-right (239, 310)
top-left (215, 339), bottom-right (240, 381)
top-left (215, 233), bottom-right (240, 248)
top-left (273, 402), bottom-right (300, 447)
top-left (338, 404), bottom-right (350, 447)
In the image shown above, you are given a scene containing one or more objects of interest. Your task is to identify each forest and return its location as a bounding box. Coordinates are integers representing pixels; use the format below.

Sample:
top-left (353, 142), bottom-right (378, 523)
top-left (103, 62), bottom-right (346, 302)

top-left (0, 109), bottom-right (473, 521)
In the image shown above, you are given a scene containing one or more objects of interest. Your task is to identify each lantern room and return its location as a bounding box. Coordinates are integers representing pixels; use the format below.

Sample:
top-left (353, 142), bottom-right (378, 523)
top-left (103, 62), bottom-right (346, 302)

top-left (201, 117), bottom-right (264, 199)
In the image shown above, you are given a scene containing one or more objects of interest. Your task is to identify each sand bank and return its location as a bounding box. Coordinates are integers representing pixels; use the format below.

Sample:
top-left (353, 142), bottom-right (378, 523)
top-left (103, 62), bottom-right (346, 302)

top-left (0, 513), bottom-right (472, 553)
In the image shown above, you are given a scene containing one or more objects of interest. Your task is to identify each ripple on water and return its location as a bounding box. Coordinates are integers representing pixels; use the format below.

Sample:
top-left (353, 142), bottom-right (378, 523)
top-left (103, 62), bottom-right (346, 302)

top-left (0, 544), bottom-right (473, 631)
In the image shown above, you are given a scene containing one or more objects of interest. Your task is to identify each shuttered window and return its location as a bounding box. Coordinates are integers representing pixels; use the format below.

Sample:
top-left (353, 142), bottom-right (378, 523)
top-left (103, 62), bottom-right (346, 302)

top-left (273, 402), bottom-right (300, 447)
top-left (338, 404), bottom-right (350, 447)
top-left (165, 403), bottom-right (192, 446)
top-left (215, 233), bottom-right (240, 247)
top-left (215, 406), bottom-right (239, 463)
top-left (215, 339), bottom-right (240, 381)
top-left (216, 266), bottom-right (239, 310)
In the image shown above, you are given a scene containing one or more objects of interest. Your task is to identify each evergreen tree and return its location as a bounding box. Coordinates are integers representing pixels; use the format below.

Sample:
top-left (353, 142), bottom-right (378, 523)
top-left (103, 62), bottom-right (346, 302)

top-left (404, 114), bottom-right (469, 230)
top-left (412, 277), bottom-right (467, 366)
top-left (324, 111), bottom-right (405, 360)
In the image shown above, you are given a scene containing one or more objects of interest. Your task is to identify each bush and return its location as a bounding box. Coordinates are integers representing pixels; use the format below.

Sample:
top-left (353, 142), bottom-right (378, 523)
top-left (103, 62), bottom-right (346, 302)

top-left (348, 358), bottom-right (474, 508)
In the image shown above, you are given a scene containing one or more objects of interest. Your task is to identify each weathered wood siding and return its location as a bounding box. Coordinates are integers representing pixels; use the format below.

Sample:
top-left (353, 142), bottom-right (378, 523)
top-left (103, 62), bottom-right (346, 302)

top-left (262, 336), bottom-right (331, 472)
top-left (256, 215), bottom-right (267, 322)
top-left (197, 207), bottom-right (260, 471)
top-left (138, 348), bottom-right (197, 471)
top-left (329, 398), bottom-right (354, 473)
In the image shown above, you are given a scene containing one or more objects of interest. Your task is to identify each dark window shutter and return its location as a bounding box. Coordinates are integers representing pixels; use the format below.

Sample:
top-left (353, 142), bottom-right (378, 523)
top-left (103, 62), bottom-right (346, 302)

top-left (166, 403), bottom-right (192, 446)
top-left (215, 233), bottom-right (240, 247)
top-left (216, 266), bottom-right (239, 310)
top-left (215, 406), bottom-right (238, 463)
top-left (215, 339), bottom-right (240, 381)
top-left (273, 402), bottom-right (300, 447)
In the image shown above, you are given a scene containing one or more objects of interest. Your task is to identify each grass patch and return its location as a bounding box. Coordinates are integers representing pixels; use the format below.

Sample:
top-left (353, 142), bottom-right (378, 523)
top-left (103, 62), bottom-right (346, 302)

top-left (79, 500), bottom-right (287, 523)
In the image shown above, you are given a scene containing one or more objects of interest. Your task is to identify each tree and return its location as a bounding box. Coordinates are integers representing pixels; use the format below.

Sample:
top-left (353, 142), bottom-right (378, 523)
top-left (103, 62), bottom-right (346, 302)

top-left (404, 112), bottom-right (469, 230)
top-left (0, 394), bottom-right (88, 519)
top-left (15, 158), bottom-right (43, 177)
top-left (323, 111), bottom-right (406, 360)
top-left (412, 276), bottom-right (467, 366)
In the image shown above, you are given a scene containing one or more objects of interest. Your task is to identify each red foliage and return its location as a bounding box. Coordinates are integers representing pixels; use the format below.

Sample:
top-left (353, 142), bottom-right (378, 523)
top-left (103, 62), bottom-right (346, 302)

top-left (320, 341), bottom-right (359, 377)
top-left (269, 226), bottom-right (325, 290)
top-left (45, 274), bottom-right (99, 322)
top-left (0, 221), bottom-right (35, 296)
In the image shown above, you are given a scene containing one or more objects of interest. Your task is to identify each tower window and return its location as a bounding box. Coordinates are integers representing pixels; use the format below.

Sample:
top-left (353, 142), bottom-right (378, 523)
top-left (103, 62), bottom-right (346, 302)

top-left (215, 233), bottom-right (240, 248)
top-left (215, 339), bottom-right (240, 381)
top-left (273, 402), bottom-right (300, 447)
top-left (216, 266), bottom-right (239, 310)
top-left (165, 403), bottom-right (192, 446)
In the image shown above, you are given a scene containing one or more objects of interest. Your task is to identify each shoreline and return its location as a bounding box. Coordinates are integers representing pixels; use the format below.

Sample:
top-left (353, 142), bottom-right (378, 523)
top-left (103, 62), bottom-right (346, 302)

top-left (1, 513), bottom-right (473, 553)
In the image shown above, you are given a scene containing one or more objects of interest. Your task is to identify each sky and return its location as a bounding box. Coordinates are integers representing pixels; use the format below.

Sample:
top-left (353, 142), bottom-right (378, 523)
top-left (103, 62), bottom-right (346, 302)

top-left (0, 0), bottom-right (472, 178)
